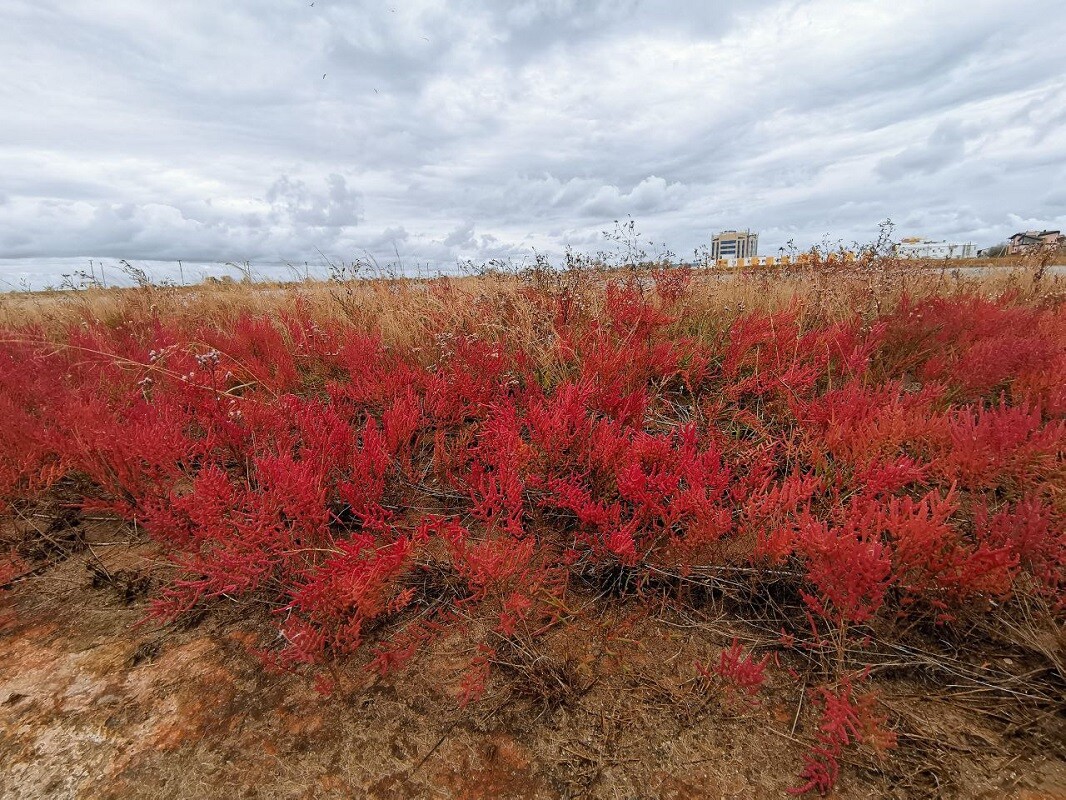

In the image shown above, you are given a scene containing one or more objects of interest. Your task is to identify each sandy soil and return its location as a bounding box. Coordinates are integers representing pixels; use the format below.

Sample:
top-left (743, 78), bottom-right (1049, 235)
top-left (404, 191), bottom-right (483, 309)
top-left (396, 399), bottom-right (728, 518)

top-left (1, 525), bottom-right (1063, 799)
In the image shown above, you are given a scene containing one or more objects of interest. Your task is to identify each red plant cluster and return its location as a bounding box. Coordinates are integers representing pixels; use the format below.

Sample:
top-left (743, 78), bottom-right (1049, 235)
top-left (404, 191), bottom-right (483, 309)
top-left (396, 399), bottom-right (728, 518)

top-left (0, 278), bottom-right (1062, 793)
top-left (695, 639), bottom-right (769, 702)
top-left (789, 676), bottom-right (897, 796)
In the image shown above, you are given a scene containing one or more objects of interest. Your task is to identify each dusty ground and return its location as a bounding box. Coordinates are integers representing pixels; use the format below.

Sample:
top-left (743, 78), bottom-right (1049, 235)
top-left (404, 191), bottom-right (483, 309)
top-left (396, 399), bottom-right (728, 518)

top-left (1, 520), bottom-right (1064, 799)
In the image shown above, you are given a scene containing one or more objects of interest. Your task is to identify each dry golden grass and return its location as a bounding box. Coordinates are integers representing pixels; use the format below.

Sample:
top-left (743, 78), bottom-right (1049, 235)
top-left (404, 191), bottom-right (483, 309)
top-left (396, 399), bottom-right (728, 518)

top-left (0, 258), bottom-right (1060, 357)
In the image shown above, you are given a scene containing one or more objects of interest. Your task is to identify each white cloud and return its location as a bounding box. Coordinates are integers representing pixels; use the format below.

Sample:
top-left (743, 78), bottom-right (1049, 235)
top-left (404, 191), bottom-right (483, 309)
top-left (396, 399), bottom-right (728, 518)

top-left (1, 0), bottom-right (1065, 286)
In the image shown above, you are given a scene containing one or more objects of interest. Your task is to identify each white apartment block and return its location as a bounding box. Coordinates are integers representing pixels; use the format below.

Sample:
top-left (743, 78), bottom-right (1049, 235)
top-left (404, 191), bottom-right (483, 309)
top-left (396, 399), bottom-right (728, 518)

top-left (894, 239), bottom-right (975, 259)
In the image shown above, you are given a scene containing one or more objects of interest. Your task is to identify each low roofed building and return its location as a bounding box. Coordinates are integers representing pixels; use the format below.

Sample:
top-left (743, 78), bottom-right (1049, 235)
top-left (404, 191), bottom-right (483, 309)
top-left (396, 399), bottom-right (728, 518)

top-left (1008, 230), bottom-right (1064, 255)
top-left (893, 238), bottom-right (975, 259)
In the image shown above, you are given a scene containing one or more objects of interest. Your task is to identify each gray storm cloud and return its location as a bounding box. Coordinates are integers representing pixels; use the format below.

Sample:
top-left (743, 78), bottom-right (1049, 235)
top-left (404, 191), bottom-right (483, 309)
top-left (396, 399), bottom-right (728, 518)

top-left (0, 0), bottom-right (1064, 283)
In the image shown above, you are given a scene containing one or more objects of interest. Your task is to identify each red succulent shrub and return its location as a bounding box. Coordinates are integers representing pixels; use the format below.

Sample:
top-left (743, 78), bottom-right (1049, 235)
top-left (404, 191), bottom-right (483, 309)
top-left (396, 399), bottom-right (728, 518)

top-left (0, 276), bottom-right (1061, 792)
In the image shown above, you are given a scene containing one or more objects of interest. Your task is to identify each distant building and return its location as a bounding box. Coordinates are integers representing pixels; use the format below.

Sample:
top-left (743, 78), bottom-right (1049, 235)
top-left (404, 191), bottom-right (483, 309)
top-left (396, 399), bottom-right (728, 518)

top-left (894, 238), bottom-right (975, 259)
top-left (1007, 230), bottom-right (1064, 255)
top-left (710, 230), bottom-right (758, 261)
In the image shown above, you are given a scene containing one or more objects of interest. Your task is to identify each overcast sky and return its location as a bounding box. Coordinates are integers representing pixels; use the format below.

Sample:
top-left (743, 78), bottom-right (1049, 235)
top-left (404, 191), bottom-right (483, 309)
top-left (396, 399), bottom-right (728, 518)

top-left (1, 0), bottom-right (1064, 283)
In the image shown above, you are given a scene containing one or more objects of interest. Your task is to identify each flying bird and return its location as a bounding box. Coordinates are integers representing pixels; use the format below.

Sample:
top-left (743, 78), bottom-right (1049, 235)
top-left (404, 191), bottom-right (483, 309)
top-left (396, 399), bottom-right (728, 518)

top-left (322, 73), bottom-right (327, 79)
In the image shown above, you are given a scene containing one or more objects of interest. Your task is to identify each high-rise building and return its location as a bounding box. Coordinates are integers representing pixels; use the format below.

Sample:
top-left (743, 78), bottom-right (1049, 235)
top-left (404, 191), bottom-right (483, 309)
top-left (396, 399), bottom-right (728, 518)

top-left (711, 230), bottom-right (758, 260)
